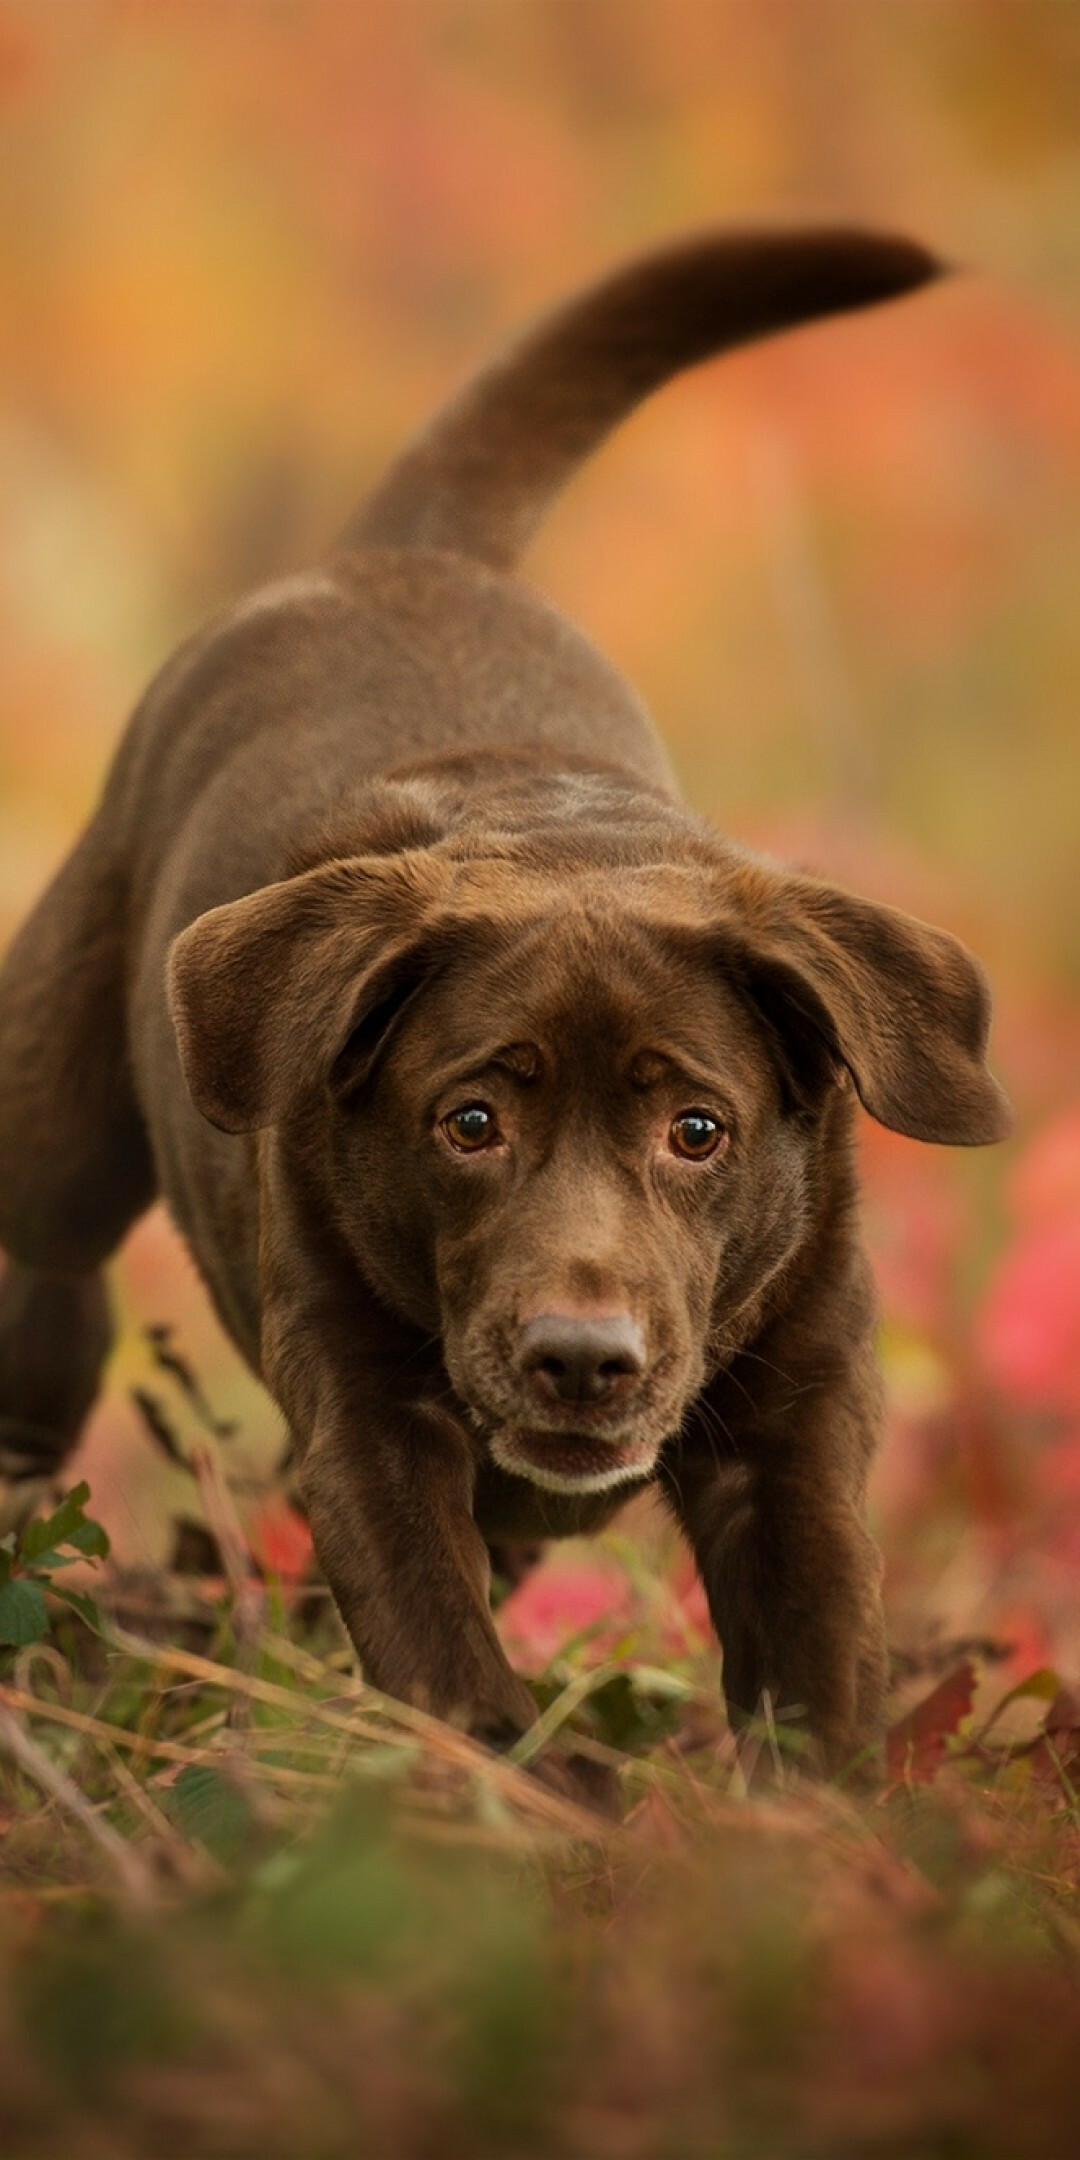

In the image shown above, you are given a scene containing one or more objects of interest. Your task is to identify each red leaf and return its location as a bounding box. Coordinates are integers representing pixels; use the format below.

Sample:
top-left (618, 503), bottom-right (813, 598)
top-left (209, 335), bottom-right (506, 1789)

top-left (247, 1501), bottom-right (314, 1583)
top-left (885, 1659), bottom-right (977, 1784)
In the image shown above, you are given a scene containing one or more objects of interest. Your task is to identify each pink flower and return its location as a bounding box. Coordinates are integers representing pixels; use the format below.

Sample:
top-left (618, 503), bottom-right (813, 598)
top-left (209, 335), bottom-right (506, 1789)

top-left (497, 1558), bottom-right (631, 1672)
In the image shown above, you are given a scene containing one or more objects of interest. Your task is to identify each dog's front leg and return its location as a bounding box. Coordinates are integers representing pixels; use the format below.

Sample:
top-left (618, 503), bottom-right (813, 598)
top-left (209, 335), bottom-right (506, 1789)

top-left (298, 1397), bottom-right (539, 1744)
top-left (258, 1154), bottom-right (618, 1812)
top-left (663, 1400), bottom-right (887, 1776)
top-left (257, 1152), bottom-right (537, 1741)
top-left (295, 1402), bottom-right (618, 1813)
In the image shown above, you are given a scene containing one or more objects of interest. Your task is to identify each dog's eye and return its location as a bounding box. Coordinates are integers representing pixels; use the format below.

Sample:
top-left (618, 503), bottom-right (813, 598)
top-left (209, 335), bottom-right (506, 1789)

top-left (669, 1110), bottom-right (725, 1161)
top-left (442, 1102), bottom-right (499, 1152)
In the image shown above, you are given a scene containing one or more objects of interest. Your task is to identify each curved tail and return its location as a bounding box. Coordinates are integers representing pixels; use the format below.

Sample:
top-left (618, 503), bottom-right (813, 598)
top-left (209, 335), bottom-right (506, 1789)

top-left (343, 226), bottom-right (944, 572)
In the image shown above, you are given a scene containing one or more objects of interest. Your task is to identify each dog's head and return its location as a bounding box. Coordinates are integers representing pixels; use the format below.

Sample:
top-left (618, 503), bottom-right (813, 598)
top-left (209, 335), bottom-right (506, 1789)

top-left (168, 784), bottom-right (1009, 1496)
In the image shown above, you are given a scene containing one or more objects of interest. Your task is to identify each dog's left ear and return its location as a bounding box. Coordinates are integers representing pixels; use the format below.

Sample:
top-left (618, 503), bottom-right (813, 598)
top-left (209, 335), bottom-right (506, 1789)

top-left (718, 864), bottom-right (1012, 1145)
top-left (167, 851), bottom-right (455, 1134)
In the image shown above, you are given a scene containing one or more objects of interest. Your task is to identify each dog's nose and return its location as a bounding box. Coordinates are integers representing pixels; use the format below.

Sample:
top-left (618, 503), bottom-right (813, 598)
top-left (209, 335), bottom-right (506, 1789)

top-left (519, 1313), bottom-right (646, 1406)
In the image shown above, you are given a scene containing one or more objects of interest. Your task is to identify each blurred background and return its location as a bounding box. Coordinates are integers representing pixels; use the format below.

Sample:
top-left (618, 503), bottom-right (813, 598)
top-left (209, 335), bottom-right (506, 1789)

top-left (1, 0), bottom-right (1077, 1677)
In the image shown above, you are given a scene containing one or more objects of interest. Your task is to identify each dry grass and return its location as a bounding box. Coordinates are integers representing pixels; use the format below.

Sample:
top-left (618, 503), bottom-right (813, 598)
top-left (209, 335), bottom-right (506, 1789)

top-left (1, 1455), bottom-right (1080, 2160)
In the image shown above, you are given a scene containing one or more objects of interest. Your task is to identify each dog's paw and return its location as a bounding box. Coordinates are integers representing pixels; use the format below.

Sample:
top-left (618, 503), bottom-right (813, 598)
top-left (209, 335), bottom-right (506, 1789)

top-left (527, 1746), bottom-right (623, 1821)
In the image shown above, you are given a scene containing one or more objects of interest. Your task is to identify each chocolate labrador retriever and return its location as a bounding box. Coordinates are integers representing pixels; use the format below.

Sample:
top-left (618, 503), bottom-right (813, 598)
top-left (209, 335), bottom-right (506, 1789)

top-left (0, 230), bottom-right (1010, 1793)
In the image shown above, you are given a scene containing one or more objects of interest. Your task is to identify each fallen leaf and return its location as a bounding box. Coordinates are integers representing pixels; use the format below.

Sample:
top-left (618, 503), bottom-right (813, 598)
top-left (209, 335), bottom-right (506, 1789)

top-left (885, 1659), bottom-right (978, 1784)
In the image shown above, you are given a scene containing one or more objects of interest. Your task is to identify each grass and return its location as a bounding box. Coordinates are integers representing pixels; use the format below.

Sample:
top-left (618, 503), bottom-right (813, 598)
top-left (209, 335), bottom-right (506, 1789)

top-left (2, 1452), bottom-right (1080, 2160)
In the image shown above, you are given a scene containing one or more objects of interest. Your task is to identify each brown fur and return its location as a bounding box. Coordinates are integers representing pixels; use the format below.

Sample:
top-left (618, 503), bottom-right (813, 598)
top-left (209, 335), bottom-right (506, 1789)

top-left (0, 229), bottom-right (1010, 1798)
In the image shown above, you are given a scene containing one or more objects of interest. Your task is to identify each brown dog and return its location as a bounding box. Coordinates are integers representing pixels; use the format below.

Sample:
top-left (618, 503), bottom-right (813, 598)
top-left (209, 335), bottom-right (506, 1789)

top-left (0, 230), bottom-right (1010, 1793)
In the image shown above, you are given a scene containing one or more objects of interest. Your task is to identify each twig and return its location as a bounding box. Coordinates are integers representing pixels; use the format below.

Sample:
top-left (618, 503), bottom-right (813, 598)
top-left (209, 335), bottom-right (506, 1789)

top-left (130, 1385), bottom-right (189, 1468)
top-left (109, 1626), bottom-right (612, 1839)
top-left (0, 1683), bottom-right (342, 1794)
top-left (507, 1662), bottom-right (620, 1768)
top-left (145, 1323), bottom-right (237, 1438)
top-left (96, 1740), bottom-right (219, 1888)
top-left (0, 1681), bottom-right (227, 1769)
top-left (189, 1441), bottom-right (265, 1731)
top-left (0, 1700), bottom-right (157, 1908)
top-left (105, 1627), bottom-right (391, 1742)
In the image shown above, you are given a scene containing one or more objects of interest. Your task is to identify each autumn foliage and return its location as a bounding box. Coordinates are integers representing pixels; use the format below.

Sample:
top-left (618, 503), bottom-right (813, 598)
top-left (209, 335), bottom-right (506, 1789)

top-left (1, 2), bottom-right (1080, 2153)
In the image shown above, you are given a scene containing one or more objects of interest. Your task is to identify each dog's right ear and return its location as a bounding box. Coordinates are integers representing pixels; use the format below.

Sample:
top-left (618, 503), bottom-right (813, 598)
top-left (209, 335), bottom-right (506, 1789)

top-left (167, 852), bottom-right (454, 1134)
top-left (710, 862), bottom-right (1012, 1146)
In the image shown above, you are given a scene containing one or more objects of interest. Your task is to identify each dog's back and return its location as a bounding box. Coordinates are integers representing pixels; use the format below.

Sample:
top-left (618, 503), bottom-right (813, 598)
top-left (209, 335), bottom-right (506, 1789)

top-left (106, 230), bottom-right (943, 954)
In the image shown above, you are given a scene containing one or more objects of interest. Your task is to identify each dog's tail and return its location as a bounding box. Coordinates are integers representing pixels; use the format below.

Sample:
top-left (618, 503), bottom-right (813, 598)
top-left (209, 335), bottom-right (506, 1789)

top-left (342, 227), bottom-right (944, 572)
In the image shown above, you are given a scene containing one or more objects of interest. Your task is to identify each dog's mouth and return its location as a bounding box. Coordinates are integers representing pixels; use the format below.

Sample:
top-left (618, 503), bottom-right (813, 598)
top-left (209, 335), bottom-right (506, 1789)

top-left (488, 1424), bottom-right (660, 1496)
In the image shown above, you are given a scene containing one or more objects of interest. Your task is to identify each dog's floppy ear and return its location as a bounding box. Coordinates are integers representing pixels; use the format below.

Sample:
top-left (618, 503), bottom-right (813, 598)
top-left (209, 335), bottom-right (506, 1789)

top-left (167, 852), bottom-right (453, 1134)
top-left (718, 863), bottom-right (1012, 1145)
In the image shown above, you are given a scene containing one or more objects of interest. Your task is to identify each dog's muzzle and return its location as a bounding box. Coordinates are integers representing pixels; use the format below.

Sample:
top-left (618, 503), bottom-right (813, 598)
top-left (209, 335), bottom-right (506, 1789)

top-left (517, 1311), bottom-right (647, 1409)
top-left (488, 1421), bottom-right (661, 1496)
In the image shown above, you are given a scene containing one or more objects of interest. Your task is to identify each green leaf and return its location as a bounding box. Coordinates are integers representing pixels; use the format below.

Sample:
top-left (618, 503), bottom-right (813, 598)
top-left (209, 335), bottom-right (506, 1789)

top-left (584, 1671), bottom-right (686, 1754)
top-left (19, 1482), bottom-right (109, 1570)
top-left (583, 1672), bottom-right (650, 1751)
top-left (19, 1481), bottom-right (92, 1561)
top-left (65, 1517), bottom-right (110, 1560)
top-left (51, 1585), bottom-right (103, 1633)
top-left (0, 1576), bottom-right (49, 1646)
top-left (169, 1765), bottom-right (256, 1865)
